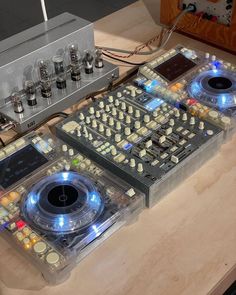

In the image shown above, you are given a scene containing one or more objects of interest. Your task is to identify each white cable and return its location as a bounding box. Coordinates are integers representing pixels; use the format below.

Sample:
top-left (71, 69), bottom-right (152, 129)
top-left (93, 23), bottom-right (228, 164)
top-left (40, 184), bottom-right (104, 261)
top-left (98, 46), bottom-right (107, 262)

top-left (40, 0), bottom-right (48, 22)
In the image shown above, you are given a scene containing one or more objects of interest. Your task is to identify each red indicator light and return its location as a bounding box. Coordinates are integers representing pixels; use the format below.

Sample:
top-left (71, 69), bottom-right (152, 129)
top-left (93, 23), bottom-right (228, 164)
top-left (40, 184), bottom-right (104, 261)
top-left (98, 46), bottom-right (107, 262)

top-left (16, 220), bottom-right (26, 229)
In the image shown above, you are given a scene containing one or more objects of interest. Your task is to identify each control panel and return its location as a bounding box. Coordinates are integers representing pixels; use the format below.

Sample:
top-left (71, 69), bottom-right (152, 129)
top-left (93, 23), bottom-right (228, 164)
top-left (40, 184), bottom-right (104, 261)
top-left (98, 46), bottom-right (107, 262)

top-left (55, 84), bottom-right (223, 207)
top-left (137, 45), bottom-right (235, 133)
top-left (0, 13), bottom-right (119, 133)
top-left (0, 132), bottom-right (144, 284)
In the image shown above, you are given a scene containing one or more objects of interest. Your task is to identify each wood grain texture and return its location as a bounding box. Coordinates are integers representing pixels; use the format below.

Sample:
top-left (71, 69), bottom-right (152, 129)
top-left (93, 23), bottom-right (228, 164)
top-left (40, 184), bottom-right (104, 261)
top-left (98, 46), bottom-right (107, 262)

top-left (0, 2), bottom-right (236, 295)
top-left (160, 0), bottom-right (236, 53)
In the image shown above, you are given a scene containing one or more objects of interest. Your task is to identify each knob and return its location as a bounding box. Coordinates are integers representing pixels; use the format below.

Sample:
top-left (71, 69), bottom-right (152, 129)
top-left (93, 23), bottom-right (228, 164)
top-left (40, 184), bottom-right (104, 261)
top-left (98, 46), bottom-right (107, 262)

top-left (144, 115), bottom-right (150, 123)
top-left (137, 163), bottom-right (144, 173)
top-left (130, 158), bottom-right (136, 168)
top-left (99, 101), bottom-right (104, 109)
top-left (99, 124), bottom-right (104, 132)
top-left (68, 149), bottom-right (74, 156)
top-left (109, 117), bottom-right (114, 126)
top-left (111, 147), bottom-right (117, 156)
top-left (79, 113), bottom-right (85, 120)
top-left (131, 89), bottom-right (136, 97)
top-left (134, 121), bottom-right (141, 129)
top-left (125, 127), bottom-right (131, 136)
top-left (121, 102), bottom-right (126, 111)
top-left (112, 108), bottom-right (117, 116)
top-left (128, 106), bottom-right (133, 114)
top-left (85, 117), bottom-right (91, 124)
top-left (105, 105), bottom-right (110, 112)
top-left (153, 111), bottom-right (158, 117)
top-left (190, 117), bottom-right (195, 125)
top-left (89, 107), bottom-right (95, 114)
top-left (95, 111), bottom-right (101, 118)
top-left (108, 96), bottom-right (114, 103)
top-left (92, 119), bottom-right (97, 128)
top-left (65, 164), bottom-right (71, 171)
top-left (205, 52), bottom-right (210, 59)
top-left (116, 121), bottom-right (121, 130)
top-left (135, 110), bottom-right (141, 118)
top-left (62, 144), bottom-right (68, 152)
top-left (211, 55), bottom-right (216, 61)
top-left (88, 133), bottom-right (93, 141)
top-left (119, 112), bottom-right (124, 120)
top-left (126, 116), bottom-right (131, 124)
top-left (199, 121), bottom-right (204, 130)
top-left (106, 128), bottom-right (112, 137)
top-left (114, 99), bottom-right (120, 106)
top-left (169, 118), bottom-right (175, 126)
top-left (182, 113), bottom-right (187, 121)
top-left (174, 109), bottom-right (180, 118)
top-left (102, 113), bottom-right (107, 122)
top-left (115, 134), bottom-right (121, 142)
top-left (76, 129), bottom-right (81, 137)
top-left (117, 92), bottom-right (122, 98)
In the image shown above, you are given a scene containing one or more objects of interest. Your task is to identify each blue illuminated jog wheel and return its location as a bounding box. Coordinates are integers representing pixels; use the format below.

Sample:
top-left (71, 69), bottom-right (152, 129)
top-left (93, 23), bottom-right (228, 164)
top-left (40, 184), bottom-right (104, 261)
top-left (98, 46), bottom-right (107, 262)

top-left (188, 70), bottom-right (236, 109)
top-left (22, 172), bottom-right (104, 234)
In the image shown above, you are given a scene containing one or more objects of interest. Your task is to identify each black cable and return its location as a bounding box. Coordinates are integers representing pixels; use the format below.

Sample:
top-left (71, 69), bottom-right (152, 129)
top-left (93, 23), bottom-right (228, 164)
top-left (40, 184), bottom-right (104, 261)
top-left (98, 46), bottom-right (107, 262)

top-left (0, 136), bottom-right (5, 147)
top-left (102, 52), bottom-right (145, 66)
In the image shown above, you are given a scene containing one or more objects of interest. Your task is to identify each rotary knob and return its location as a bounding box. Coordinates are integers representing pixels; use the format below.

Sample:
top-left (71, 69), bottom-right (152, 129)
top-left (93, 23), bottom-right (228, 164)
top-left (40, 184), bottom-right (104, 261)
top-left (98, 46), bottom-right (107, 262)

top-left (125, 127), bottom-right (131, 136)
top-left (135, 110), bottom-right (141, 118)
top-left (99, 101), bottom-right (104, 109)
top-left (134, 121), bottom-right (141, 129)
top-left (109, 117), bottom-right (114, 126)
top-left (119, 112), bottom-right (124, 120)
top-left (89, 107), bottom-right (95, 114)
top-left (182, 113), bottom-right (187, 121)
top-left (121, 102), bottom-right (126, 111)
top-left (102, 113), bottom-right (107, 122)
top-left (144, 115), bottom-right (150, 123)
top-left (190, 117), bottom-right (195, 125)
top-left (112, 107), bottom-right (117, 116)
top-left (199, 121), bottom-right (205, 130)
top-left (116, 122), bottom-right (121, 130)
top-left (114, 99), bottom-right (120, 107)
top-left (131, 89), bottom-right (136, 97)
top-left (105, 105), bottom-right (110, 112)
top-left (111, 147), bottom-right (117, 156)
top-left (79, 113), bottom-right (85, 120)
top-left (108, 95), bottom-right (114, 103)
top-left (169, 118), bottom-right (175, 126)
top-left (130, 158), bottom-right (136, 168)
top-left (85, 117), bottom-right (91, 124)
top-left (106, 128), bottom-right (112, 137)
top-left (99, 124), bottom-right (104, 132)
top-left (126, 116), bottom-right (131, 124)
top-left (95, 111), bottom-right (101, 118)
top-left (137, 163), bottom-right (144, 173)
top-left (115, 134), bottom-right (121, 142)
top-left (92, 119), bottom-right (97, 128)
top-left (128, 106), bottom-right (133, 114)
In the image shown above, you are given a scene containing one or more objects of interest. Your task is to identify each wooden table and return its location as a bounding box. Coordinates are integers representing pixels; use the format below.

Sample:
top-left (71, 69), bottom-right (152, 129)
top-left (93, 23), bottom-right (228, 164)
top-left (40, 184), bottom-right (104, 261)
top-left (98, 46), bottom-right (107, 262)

top-left (0, 1), bottom-right (236, 294)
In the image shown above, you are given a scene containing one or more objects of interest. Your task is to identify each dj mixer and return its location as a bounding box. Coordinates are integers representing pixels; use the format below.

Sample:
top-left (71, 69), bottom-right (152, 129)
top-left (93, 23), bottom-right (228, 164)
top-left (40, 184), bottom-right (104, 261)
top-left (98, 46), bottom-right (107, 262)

top-left (0, 132), bottom-right (144, 284)
top-left (55, 84), bottom-right (223, 207)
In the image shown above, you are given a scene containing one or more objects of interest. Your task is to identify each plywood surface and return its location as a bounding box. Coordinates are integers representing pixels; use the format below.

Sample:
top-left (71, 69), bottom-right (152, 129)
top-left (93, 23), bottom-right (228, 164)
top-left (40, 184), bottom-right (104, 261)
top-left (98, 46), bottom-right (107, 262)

top-left (0, 1), bottom-right (236, 295)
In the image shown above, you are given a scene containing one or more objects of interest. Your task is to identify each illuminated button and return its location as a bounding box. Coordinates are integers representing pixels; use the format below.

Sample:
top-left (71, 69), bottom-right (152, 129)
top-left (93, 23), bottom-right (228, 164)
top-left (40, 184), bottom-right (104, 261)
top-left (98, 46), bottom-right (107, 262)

top-left (171, 155), bottom-right (179, 164)
top-left (8, 191), bottom-right (20, 202)
top-left (46, 252), bottom-right (60, 265)
top-left (23, 238), bottom-right (32, 249)
top-left (33, 241), bottom-right (47, 254)
top-left (130, 158), bottom-right (136, 168)
top-left (0, 197), bottom-right (10, 207)
top-left (137, 163), bottom-right (144, 173)
top-left (16, 232), bottom-right (24, 241)
top-left (29, 233), bottom-right (39, 243)
top-left (208, 110), bottom-right (218, 119)
top-left (159, 135), bottom-right (166, 144)
top-left (22, 227), bottom-right (31, 236)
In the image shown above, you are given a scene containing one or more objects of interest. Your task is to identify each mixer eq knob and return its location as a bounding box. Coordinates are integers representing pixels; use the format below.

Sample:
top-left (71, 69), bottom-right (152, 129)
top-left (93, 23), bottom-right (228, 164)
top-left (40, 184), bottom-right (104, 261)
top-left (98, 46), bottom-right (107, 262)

top-left (126, 116), bottom-right (131, 124)
top-left (135, 110), bottom-right (141, 118)
top-left (182, 113), bottom-right (187, 121)
top-left (114, 99), bottom-right (120, 107)
top-left (137, 163), bottom-right (144, 173)
top-left (134, 121), bottom-right (141, 129)
top-left (111, 107), bottom-right (117, 116)
top-left (95, 111), bottom-right (101, 118)
top-left (89, 107), bottom-right (95, 114)
top-left (130, 158), bottom-right (136, 168)
top-left (99, 124), bottom-right (105, 132)
top-left (115, 134), bottom-right (122, 142)
top-left (116, 122), bottom-right (122, 130)
top-left (121, 102), bottom-right (126, 111)
top-left (199, 121), bottom-right (205, 130)
top-left (92, 119), bottom-right (97, 128)
top-left (144, 115), bottom-right (150, 123)
top-left (99, 101), bottom-right (105, 109)
top-left (106, 128), bottom-right (112, 137)
top-left (125, 127), bottom-right (131, 136)
top-left (119, 112), bottom-right (124, 120)
top-left (190, 117), bottom-right (195, 125)
top-left (105, 105), bottom-right (110, 112)
top-left (108, 96), bottom-right (114, 103)
top-left (128, 106), bottom-right (133, 114)
top-left (109, 117), bottom-right (115, 126)
top-left (102, 113), bottom-right (108, 122)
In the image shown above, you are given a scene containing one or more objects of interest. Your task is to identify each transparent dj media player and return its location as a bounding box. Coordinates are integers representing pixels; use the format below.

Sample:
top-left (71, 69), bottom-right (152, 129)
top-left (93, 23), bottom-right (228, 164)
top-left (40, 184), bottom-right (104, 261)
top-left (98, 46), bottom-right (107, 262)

top-left (0, 132), bottom-right (144, 284)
